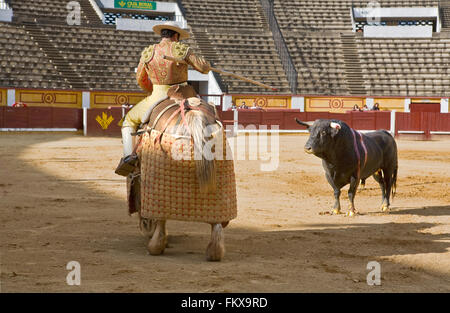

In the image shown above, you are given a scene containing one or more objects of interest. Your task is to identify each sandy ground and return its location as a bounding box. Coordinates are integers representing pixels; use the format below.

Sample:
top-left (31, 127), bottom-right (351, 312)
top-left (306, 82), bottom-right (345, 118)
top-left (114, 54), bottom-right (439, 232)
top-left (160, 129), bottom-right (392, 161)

top-left (0, 132), bottom-right (449, 293)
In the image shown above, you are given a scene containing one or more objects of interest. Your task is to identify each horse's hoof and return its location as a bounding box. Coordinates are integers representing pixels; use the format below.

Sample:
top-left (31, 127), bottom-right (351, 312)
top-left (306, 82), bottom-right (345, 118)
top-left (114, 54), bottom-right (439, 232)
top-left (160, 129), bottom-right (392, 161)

top-left (206, 224), bottom-right (225, 262)
top-left (346, 210), bottom-right (357, 217)
top-left (206, 243), bottom-right (225, 262)
top-left (381, 204), bottom-right (390, 213)
top-left (139, 218), bottom-right (156, 238)
top-left (147, 231), bottom-right (167, 255)
top-left (147, 239), bottom-right (166, 255)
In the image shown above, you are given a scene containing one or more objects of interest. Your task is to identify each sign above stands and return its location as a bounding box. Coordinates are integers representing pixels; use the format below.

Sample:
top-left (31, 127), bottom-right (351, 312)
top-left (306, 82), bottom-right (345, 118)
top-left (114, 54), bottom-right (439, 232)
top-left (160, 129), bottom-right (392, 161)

top-left (114, 1), bottom-right (157, 10)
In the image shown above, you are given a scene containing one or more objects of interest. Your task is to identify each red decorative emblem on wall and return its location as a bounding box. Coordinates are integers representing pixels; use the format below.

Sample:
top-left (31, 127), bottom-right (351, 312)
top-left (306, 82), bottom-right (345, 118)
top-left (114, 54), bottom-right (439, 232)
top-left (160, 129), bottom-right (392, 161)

top-left (116, 95), bottom-right (128, 106)
top-left (44, 93), bottom-right (55, 104)
top-left (255, 98), bottom-right (268, 107)
top-left (330, 99), bottom-right (343, 109)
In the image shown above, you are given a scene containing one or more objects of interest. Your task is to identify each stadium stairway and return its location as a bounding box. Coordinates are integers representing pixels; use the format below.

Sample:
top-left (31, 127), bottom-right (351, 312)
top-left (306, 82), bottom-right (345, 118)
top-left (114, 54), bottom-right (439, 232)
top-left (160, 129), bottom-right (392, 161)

top-left (340, 33), bottom-right (366, 95)
top-left (442, 0), bottom-right (450, 30)
top-left (190, 28), bottom-right (220, 65)
top-left (22, 21), bottom-right (88, 90)
top-left (79, 0), bottom-right (105, 28)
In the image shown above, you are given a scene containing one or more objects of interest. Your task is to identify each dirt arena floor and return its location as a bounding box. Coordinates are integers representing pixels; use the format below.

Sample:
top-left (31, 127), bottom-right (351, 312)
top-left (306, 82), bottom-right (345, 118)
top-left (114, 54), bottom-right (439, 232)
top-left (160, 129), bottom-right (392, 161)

top-left (1, 132), bottom-right (449, 293)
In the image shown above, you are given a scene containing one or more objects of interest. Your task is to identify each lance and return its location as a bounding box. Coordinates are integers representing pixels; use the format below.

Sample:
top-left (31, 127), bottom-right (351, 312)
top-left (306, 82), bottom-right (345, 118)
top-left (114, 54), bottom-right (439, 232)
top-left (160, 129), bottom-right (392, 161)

top-left (163, 55), bottom-right (278, 91)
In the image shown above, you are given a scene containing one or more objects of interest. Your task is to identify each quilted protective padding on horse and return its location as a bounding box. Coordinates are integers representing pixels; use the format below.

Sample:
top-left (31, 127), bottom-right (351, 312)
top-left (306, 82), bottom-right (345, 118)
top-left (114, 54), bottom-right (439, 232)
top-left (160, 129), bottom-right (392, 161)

top-left (136, 128), bottom-right (237, 224)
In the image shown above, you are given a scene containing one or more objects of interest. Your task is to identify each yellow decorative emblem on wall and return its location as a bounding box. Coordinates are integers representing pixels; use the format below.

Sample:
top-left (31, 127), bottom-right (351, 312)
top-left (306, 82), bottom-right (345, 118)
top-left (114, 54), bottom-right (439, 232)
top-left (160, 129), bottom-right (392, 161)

top-left (96, 112), bottom-right (114, 130)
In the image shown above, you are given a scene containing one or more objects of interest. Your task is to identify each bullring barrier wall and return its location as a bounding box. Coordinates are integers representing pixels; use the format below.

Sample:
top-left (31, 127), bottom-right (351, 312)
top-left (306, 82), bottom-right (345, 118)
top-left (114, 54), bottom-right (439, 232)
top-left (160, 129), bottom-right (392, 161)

top-left (0, 88), bottom-right (448, 139)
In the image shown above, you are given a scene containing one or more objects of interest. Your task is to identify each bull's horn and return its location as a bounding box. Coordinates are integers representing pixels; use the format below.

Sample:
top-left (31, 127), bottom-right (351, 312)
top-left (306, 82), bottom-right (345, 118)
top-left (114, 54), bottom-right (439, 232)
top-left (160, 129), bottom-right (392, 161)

top-left (330, 122), bottom-right (341, 130)
top-left (295, 118), bottom-right (313, 128)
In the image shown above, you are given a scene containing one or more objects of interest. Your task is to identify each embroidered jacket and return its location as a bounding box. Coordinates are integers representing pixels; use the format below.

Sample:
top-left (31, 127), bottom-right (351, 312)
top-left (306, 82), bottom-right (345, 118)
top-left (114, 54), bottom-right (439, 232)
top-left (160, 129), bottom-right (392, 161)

top-left (136, 38), bottom-right (210, 92)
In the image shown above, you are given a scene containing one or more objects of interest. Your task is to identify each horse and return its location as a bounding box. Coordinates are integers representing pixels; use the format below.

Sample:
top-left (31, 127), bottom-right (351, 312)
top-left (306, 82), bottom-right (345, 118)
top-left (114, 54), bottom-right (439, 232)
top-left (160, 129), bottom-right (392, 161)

top-left (127, 84), bottom-right (237, 261)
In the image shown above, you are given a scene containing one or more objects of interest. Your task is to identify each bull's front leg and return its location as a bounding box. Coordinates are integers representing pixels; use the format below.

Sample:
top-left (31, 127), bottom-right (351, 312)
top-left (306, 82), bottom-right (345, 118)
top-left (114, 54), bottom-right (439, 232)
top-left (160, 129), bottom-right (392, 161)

top-left (347, 175), bottom-right (359, 216)
top-left (325, 172), bottom-right (342, 214)
top-left (332, 188), bottom-right (342, 214)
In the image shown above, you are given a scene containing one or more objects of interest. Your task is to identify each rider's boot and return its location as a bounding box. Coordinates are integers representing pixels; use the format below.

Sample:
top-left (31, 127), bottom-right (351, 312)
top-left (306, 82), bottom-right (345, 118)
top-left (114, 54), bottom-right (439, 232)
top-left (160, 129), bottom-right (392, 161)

top-left (115, 126), bottom-right (139, 177)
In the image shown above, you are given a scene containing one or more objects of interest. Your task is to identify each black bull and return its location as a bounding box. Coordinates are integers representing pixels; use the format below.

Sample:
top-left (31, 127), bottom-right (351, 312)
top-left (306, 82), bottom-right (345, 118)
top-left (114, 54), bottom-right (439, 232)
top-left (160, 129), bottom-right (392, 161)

top-left (296, 118), bottom-right (398, 216)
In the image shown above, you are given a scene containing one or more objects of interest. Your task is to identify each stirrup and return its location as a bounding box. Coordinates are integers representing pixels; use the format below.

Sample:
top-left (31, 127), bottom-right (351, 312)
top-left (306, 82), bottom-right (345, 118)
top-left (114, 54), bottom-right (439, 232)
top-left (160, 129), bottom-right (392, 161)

top-left (115, 154), bottom-right (139, 177)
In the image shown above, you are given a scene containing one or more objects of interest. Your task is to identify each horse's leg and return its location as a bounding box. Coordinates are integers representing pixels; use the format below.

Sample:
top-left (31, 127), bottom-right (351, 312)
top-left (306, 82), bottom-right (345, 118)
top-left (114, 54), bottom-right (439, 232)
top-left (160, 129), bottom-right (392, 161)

top-left (206, 223), bottom-right (225, 262)
top-left (139, 215), bottom-right (156, 238)
top-left (147, 219), bottom-right (168, 255)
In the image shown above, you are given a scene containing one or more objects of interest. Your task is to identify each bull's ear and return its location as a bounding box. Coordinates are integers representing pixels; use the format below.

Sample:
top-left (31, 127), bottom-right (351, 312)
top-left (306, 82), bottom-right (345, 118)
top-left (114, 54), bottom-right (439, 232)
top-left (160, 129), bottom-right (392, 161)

top-left (330, 122), bottom-right (341, 137)
top-left (295, 118), bottom-right (313, 130)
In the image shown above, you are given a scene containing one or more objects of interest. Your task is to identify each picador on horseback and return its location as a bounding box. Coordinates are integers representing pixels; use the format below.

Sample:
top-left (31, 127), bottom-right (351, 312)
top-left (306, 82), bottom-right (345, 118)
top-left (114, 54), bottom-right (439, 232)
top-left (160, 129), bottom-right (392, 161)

top-left (114, 22), bottom-right (237, 261)
top-left (116, 21), bottom-right (210, 172)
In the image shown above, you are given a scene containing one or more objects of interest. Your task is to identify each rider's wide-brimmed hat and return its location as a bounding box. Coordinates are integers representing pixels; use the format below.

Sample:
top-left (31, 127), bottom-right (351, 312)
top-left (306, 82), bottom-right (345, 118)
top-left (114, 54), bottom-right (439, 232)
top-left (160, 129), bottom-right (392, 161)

top-left (153, 21), bottom-right (190, 40)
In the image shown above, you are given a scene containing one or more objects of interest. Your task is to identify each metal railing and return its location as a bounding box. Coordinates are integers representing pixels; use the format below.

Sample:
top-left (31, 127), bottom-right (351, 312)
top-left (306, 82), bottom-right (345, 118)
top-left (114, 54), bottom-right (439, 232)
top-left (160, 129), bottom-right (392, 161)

top-left (260, 0), bottom-right (297, 94)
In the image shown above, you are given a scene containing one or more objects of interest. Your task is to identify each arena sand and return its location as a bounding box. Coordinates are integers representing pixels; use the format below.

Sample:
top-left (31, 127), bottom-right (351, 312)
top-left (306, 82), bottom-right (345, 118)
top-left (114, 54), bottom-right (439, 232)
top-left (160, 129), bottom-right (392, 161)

top-left (0, 133), bottom-right (449, 292)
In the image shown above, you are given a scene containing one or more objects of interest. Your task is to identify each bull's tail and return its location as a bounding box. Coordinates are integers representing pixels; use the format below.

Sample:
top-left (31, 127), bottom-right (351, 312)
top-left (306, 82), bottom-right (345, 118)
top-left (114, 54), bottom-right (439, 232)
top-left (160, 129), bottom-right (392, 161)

top-left (391, 167), bottom-right (397, 200)
top-left (391, 137), bottom-right (398, 200)
top-left (185, 110), bottom-right (218, 194)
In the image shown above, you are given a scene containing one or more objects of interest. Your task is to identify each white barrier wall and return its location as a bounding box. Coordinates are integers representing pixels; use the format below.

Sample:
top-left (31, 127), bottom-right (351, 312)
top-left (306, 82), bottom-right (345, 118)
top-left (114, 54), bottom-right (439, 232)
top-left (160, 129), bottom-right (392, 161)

top-left (291, 96), bottom-right (304, 111)
top-left (7, 89), bottom-right (15, 106)
top-left (353, 7), bottom-right (439, 19)
top-left (364, 25), bottom-right (433, 38)
top-left (441, 98), bottom-right (449, 113)
top-left (116, 18), bottom-right (186, 32)
top-left (0, 8), bottom-right (12, 22)
top-left (99, 0), bottom-right (187, 29)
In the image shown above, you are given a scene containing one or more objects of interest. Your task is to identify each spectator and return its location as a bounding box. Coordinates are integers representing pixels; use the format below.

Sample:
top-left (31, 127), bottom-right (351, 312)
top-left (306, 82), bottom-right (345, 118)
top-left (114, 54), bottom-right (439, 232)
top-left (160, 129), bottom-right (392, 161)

top-left (239, 101), bottom-right (248, 109)
top-left (372, 103), bottom-right (380, 111)
top-left (12, 102), bottom-right (27, 107)
top-left (362, 104), bottom-right (369, 111)
top-left (352, 104), bottom-right (362, 112)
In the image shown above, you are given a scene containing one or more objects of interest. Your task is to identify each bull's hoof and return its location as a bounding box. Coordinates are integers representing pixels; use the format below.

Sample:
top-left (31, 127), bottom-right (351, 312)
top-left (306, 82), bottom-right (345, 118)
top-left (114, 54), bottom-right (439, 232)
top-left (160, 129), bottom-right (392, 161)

top-left (331, 209), bottom-right (342, 215)
top-left (381, 204), bottom-right (390, 213)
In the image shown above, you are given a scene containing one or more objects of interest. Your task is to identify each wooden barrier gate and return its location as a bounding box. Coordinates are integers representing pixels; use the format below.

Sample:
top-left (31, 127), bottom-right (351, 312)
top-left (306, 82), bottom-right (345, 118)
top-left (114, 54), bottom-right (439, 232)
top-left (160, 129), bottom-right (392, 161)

top-left (1, 106), bottom-right (448, 141)
top-left (0, 106), bottom-right (82, 130)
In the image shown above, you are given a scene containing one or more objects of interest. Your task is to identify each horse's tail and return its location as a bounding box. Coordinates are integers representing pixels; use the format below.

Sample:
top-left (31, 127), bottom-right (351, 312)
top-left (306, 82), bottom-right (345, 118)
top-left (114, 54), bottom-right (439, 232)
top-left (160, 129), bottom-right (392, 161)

top-left (185, 110), bottom-right (218, 193)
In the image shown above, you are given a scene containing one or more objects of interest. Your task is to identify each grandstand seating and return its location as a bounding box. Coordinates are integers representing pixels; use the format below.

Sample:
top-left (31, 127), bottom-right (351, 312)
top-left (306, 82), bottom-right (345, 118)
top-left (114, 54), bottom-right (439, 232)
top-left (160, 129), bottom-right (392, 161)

top-left (357, 37), bottom-right (450, 96)
top-left (180, 0), bottom-right (291, 93)
top-left (180, 0), bottom-right (269, 30)
top-left (442, 0), bottom-right (450, 30)
top-left (9, 0), bottom-right (104, 27)
top-left (273, 0), bottom-right (448, 96)
top-left (273, 0), bottom-right (439, 32)
top-left (0, 23), bottom-right (72, 89)
top-left (0, 0), bottom-right (448, 97)
top-left (284, 32), bottom-right (349, 95)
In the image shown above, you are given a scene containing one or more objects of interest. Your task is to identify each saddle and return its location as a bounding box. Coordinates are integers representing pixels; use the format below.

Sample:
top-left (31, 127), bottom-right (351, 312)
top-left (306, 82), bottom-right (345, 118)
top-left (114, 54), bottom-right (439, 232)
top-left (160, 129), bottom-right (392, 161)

top-left (138, 84), bottom-right (219, 141)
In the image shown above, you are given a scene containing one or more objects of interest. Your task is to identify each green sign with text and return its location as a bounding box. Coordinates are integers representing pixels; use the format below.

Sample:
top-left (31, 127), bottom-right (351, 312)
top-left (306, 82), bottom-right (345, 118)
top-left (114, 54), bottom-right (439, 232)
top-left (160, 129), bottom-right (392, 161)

top-left (114, 1), bottom-right (157, 10)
